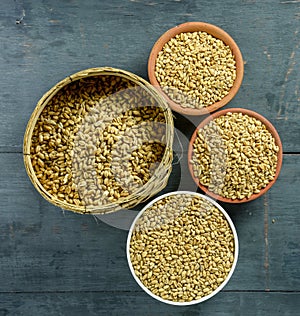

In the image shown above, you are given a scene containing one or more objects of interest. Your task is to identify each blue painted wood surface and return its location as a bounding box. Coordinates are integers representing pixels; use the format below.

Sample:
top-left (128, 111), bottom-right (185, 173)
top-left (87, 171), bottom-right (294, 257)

top-left (0, 0), bottom-right (299, 315)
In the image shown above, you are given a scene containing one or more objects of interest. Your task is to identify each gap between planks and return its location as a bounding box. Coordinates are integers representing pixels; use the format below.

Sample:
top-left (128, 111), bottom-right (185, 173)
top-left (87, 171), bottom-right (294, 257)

top-left (264, 193), bottom-right (270, 292)
top-left (0, 290), bottom-right (299, 294)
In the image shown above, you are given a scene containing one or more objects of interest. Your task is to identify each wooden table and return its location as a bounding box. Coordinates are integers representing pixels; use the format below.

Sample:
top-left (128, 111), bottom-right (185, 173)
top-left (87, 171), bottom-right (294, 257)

top-left (1, 0), bottom-right (299, 314)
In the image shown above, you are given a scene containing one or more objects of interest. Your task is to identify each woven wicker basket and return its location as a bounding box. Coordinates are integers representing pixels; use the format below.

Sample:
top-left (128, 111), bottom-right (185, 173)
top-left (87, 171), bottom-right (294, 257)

top-left (24, 67), bottom-right (174, 214)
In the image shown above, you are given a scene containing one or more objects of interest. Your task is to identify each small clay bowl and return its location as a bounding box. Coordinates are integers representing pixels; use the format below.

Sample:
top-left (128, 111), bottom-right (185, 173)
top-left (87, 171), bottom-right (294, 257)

top-left (188, 108), bottom-right (283, 203)
top-left (148, 22), bottom-right (244, 116)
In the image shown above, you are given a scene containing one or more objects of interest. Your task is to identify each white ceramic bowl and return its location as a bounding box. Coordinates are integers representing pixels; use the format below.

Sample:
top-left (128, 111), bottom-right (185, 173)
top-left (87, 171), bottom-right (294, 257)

top-left (126, 191), bottom-right (239, 305)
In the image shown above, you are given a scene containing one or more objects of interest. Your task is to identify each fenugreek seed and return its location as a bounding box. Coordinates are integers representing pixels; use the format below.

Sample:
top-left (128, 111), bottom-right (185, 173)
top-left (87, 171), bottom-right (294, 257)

top-left (37, 158), bottom-right (44, 167)
top-left (192, 112), bottom-right (279, 200)
top-left (129, 193), bottom-right (235, 303)
top-left (155, 31), bottom-right (236, 109)
top-left (30, 75), bottom-right (167, 208)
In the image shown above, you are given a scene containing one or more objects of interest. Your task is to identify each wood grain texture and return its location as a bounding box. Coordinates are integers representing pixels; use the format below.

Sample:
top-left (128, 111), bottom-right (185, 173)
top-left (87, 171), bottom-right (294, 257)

top-left (268, 155), bottom-right (300, 290)
top-left (0, 154), bottom-right (299, 292)
top-left (0, 0), bottom-right (299, 151)
top-left (0, 292), bottom-right (299, 316)
top-left (0, 0), bottom-right (299, 314)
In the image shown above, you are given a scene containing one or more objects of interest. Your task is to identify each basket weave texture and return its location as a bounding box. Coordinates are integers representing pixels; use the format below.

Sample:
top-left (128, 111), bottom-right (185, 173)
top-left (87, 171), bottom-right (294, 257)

top-left (23, 67), bottom-right (174, 214)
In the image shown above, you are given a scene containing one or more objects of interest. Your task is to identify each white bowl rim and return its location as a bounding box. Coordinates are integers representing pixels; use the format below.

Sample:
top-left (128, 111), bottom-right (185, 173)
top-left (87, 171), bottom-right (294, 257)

top-left (126, 190), bottom-right (239, 306)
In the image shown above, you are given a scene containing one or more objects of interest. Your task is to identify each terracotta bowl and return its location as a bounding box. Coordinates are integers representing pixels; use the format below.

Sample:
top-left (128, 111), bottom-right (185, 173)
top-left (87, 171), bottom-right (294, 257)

top-left (148, 22), bottom-right (244, 116)
top-left (188, 108), bottom-right (283, 203)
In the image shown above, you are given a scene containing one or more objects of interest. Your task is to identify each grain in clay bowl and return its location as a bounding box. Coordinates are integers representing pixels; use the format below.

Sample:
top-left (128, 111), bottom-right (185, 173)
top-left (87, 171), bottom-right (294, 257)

top-left (188, 108), bottom-right (283, 203)
top-left (23, 67), bottom-right (174, 214)
top-left (127, 191), bottom-right (239, 305)
top-left (148, 22), bottom-right (244, 115)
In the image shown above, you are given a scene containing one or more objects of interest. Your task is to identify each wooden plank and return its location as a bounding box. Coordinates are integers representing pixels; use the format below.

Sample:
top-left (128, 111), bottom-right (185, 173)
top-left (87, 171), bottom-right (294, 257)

top-left (219, 198), bottom-right (266, 291)
top-left (4, 152), bottom-right (300, 292)
top-left (0, 0), bottom-right (299, 313)
top-left (268, 154), bottom-right (300, 290)
top-left (0, 292), bottom-right (299, 316)
top-left (0, 0), bottom-right (299, 151)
